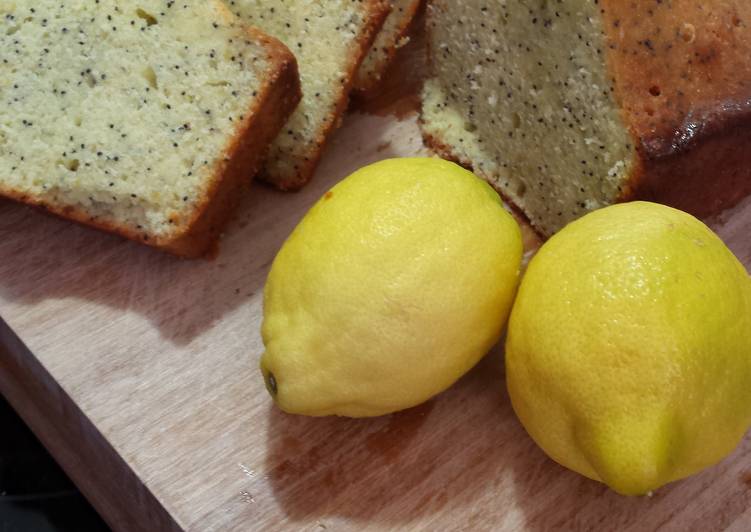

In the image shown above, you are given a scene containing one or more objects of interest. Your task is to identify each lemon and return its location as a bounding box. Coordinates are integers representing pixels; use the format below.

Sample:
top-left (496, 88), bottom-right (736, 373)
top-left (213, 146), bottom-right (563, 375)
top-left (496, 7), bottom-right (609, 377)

top-left (506, 201), bottom-right (751, 496)
top-left (261, 158), bottom-right (523, 417)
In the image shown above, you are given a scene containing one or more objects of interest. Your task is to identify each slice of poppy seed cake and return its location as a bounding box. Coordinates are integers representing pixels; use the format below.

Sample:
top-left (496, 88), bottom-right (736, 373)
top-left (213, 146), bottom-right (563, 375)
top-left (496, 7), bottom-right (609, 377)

top-left (228, 0), bottom-right (390, 190)
top-left (421, 0), bottom-right (751, 237)
top-left (0, 0), bottom-right (301, 257)
top-left (353, 0), bottom-right (424, 93)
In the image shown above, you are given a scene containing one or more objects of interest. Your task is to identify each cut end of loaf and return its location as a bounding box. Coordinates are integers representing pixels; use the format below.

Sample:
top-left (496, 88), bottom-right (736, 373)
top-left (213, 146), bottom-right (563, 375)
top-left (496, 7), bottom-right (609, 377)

top-left (420, 0), bottom-right (637, 237)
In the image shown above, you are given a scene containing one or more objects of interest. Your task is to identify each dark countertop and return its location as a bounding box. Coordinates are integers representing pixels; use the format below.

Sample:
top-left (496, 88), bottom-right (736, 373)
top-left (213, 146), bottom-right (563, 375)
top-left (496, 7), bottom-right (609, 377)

top-left (0, 395), bottom-right (109, 532)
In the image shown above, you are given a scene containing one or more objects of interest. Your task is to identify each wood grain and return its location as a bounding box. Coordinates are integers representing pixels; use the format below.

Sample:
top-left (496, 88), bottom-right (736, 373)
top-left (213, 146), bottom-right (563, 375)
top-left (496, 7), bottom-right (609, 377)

top-left (1, 33), bottom-right (751, 531)
top-left (0, 318), bottom-right (180, 532)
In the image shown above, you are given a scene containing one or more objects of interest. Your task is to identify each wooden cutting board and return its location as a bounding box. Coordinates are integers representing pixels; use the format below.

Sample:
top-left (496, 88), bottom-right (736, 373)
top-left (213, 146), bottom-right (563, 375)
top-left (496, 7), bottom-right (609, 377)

top-left (2, 37), bottom-right (751, 532)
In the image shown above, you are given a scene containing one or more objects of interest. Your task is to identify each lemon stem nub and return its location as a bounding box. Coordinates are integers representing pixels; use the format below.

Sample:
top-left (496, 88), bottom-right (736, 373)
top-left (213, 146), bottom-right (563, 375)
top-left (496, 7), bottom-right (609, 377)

top-left (266, 372), bottom-right (278, 395)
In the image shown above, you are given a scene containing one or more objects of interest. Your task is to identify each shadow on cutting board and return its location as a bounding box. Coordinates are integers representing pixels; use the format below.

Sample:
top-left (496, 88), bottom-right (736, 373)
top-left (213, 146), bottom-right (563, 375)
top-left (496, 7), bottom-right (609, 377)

top-left (260, 346), bottom-right (605, 528)
top-left (0, 178), bottom-right (317, 347)
top-left (263, 344), bottom-right (751, 530)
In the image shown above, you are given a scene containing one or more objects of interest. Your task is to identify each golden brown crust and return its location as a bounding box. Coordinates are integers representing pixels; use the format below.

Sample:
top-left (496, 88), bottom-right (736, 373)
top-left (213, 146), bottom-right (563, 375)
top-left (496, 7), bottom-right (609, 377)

top-left (260, 0), bottom-right (391, 191)
top-left (602, 1), bottom-right (751, 153)
top-left (352, 0), bottom-right (425, 95)
top-left (0, 29), bottom-right (301, 259)
top-left (602, 1), bottom-right (751, 216)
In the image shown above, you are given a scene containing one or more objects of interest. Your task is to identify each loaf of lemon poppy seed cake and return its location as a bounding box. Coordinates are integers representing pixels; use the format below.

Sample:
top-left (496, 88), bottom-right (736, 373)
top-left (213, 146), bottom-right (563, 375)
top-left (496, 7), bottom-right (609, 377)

top-left (0, 0), bottom-right (300, 257)
top-left (228, 0), bottom-right (390, 190)
top-left (353, 0), bottom-right (424, 93)
top-left (421, 0), bottom-right (751, 237)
